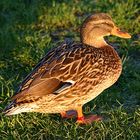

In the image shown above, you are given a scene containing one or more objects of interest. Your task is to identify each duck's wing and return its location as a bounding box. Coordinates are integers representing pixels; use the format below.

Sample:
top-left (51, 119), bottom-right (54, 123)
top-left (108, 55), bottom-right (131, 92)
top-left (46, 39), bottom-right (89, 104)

top-left (12, 41), bottom-right (86, 102)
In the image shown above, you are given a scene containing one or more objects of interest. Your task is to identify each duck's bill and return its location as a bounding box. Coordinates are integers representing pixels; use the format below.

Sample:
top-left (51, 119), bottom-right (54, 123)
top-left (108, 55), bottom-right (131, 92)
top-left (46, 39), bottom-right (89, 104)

top-left (111, 26), bottom-right (131, 39)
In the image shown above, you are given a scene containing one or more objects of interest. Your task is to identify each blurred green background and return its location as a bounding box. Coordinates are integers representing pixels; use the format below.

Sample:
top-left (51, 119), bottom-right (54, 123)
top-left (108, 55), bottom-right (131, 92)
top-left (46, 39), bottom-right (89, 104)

top-left (0, 0), bottom-right (140, 139)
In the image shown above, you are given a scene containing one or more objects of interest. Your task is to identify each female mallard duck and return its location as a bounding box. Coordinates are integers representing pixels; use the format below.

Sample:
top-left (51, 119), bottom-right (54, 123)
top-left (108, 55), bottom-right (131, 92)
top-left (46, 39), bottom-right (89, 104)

top-left (4, 13), bottom-right (131, 124)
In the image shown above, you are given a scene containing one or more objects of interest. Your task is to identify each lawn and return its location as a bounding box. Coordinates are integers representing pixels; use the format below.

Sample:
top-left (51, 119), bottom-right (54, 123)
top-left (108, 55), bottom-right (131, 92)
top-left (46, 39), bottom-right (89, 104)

top-left (0, 0), bottom-right (140, 139)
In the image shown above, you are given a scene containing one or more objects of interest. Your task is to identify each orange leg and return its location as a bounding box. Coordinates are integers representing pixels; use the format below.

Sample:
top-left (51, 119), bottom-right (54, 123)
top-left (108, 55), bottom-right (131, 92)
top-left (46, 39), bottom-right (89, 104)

top-left (60, 110), bottom-right (77, 119)
top-left (76, 106), bottom-right (102, 124)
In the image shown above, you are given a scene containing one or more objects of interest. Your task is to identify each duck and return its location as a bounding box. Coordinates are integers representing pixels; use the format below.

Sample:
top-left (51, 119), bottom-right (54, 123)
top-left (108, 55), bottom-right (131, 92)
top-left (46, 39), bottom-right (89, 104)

top-left (3, 13), bottom-right (131, 124)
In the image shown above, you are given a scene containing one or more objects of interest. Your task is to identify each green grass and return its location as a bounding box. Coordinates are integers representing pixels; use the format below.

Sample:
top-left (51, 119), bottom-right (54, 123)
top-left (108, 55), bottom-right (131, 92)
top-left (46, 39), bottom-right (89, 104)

top-left (0, 0), bottom-right (140, 139)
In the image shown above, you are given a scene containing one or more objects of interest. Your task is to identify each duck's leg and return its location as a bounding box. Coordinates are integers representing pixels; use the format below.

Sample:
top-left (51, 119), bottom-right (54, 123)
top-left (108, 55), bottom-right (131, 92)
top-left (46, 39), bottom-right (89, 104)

top-left (76, 106), bottom-right (102, 124)
top-left (60, 110), bottom-right (77, 119)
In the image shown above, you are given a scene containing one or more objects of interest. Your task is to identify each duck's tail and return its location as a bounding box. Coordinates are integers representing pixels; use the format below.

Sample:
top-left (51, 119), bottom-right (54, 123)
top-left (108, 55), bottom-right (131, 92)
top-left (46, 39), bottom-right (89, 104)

top-left (3, 100), bottom-right (35, 116)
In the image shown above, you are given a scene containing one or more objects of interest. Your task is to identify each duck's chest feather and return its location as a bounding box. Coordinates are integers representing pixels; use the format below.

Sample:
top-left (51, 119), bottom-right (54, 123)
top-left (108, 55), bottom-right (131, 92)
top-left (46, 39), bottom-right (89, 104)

top-left (81, 46), bottom-right (122, 88)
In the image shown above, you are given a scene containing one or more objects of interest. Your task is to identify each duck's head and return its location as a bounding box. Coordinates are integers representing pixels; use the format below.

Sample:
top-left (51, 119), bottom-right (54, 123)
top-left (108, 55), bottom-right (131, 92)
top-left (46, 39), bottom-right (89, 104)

top-left (80, 13), bottom-right (131, 47)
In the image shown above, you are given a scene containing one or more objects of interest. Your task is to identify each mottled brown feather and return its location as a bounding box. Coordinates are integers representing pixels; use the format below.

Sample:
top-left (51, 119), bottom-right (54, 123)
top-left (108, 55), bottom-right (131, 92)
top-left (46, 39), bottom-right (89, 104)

top-left (12, 40), bottom-right (121, 103)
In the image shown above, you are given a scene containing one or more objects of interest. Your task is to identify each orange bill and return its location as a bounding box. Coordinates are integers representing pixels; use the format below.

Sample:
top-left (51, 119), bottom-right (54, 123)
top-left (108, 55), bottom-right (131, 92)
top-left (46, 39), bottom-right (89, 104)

top-left (111, 26), bottom-right (131, 39)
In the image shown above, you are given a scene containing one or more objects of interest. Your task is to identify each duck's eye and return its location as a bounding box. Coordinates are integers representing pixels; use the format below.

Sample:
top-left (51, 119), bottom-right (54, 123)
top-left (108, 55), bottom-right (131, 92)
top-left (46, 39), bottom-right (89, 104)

top-left (116, 28), bottom-right (120, 31)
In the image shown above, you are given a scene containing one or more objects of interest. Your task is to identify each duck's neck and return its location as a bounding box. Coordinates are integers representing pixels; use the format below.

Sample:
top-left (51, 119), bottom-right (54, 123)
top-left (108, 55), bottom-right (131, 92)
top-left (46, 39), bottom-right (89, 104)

top-left (81, 36), bottom-right (108, 48)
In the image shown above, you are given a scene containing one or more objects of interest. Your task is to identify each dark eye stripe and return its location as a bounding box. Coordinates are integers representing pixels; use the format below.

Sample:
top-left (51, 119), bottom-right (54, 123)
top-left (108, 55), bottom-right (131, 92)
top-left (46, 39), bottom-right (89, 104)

top-left (92, 27), bottom-right (111, 33)
top-left (91, 22), bottom-right (113, 32)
